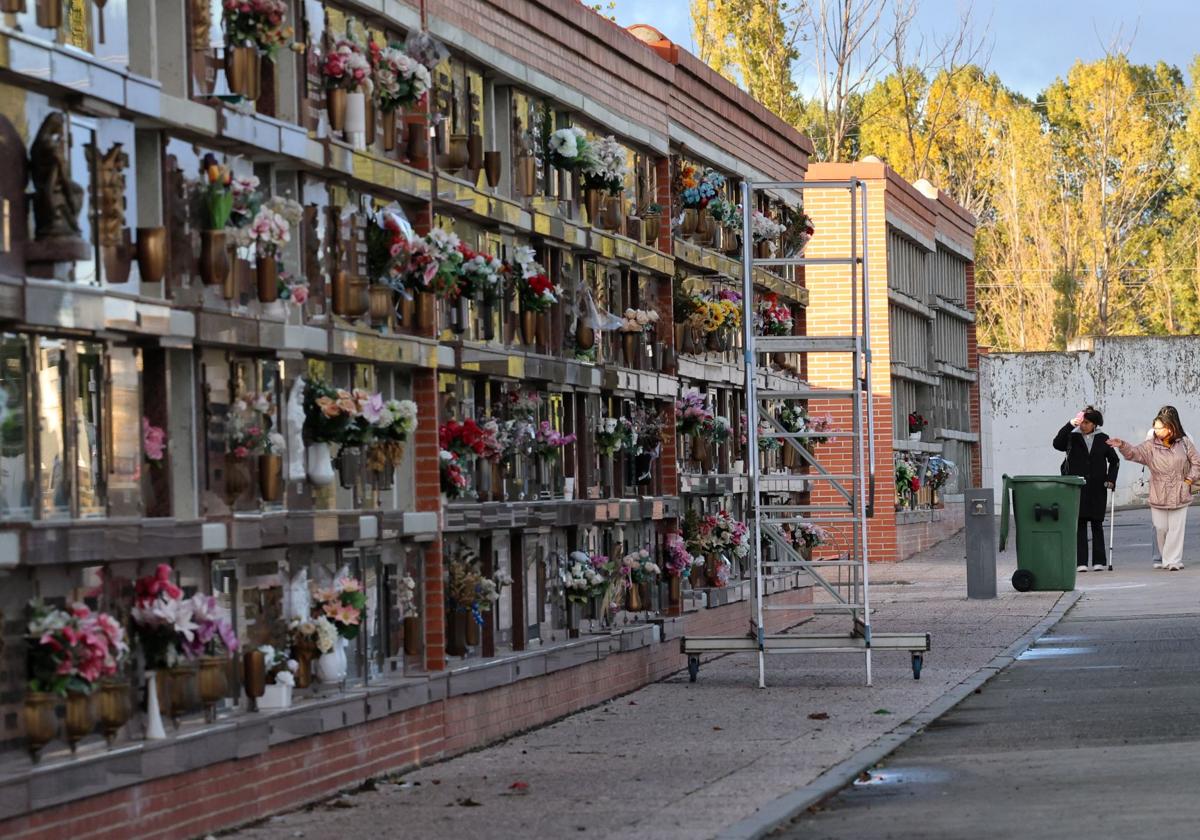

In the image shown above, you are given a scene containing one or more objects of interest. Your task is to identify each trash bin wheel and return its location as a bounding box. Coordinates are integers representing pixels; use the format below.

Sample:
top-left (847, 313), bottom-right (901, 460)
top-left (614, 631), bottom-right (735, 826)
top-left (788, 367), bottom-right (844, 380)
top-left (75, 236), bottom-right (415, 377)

top-left (687, 655), bottom-right (700, 683)
top-left (911, 653), bottom-right (923, 680)
top-left (1012, 569), bottom-right (1035, 592)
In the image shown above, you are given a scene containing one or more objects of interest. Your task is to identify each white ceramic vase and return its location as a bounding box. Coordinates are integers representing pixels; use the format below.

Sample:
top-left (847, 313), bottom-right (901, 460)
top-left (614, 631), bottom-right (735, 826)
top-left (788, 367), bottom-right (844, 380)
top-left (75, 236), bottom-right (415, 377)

top-left (317, 638), bottom-right (347, 684)
top-left (306, 442), bottom-right (335, 486)
top-left (144, 671), bottom-right (167, 740)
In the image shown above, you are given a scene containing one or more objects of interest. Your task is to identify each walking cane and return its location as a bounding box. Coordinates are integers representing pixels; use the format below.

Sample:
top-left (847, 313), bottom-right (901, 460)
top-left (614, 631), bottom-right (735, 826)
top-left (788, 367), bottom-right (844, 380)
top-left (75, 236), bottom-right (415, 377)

top-left (1108, 489), bottom-right (1115, 571)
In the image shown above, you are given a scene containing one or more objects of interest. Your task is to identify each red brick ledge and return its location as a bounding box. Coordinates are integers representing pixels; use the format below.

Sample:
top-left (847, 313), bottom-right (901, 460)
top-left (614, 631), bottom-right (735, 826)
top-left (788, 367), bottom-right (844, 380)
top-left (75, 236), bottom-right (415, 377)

top-left (0, 585), bottom-right (813, 840)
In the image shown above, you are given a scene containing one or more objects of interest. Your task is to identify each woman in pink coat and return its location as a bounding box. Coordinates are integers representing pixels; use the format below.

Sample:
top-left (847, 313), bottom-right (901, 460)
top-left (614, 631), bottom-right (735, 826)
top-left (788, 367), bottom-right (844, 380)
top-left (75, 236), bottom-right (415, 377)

top-left (1109, 406), bottom-right (1200, 571)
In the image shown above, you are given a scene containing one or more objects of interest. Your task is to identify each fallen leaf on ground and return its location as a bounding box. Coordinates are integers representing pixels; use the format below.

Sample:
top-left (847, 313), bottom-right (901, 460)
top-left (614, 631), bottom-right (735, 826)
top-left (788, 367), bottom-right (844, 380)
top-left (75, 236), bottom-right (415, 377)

top-left (808, 712), bottom-right (829, 720)
top-left (873, 708), bottom-right (891, 715)
top-left (712, 726), bottom-right (723, 731)
top-left (510, 781), bottom-right (530, 791)
top-left (458, 797), bottom-right (482, 807)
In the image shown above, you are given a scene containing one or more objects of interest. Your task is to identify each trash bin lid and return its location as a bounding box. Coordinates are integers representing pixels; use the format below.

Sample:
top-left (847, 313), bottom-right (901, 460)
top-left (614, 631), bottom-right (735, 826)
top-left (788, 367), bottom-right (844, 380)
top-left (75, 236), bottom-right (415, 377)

top-left (1003, 474), bottom-right (1085, 486)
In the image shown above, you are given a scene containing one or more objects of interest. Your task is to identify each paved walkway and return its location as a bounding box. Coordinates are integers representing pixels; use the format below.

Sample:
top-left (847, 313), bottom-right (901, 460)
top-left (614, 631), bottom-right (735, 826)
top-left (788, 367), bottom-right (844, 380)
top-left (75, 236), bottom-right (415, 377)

top-left (228, 528), bottom-right (1070, 840)
top-left (777, 505), bottom-right (1200, 839)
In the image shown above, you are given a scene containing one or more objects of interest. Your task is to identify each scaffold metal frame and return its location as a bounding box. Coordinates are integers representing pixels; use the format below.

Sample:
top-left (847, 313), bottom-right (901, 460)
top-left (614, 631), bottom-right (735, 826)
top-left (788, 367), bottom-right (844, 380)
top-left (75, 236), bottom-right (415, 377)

top-left (681, 177), bottom-right (931, 687)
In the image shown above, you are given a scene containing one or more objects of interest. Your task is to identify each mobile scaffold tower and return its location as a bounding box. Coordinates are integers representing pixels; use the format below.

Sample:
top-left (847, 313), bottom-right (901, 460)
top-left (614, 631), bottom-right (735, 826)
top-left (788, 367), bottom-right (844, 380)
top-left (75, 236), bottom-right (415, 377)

top-left (681, 178), bottom-right (931, 687)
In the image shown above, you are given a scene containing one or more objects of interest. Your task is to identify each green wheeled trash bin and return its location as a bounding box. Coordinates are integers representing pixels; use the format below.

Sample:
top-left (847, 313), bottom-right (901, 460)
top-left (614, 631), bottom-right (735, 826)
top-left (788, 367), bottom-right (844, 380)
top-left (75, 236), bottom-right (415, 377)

top-left (998, 474), bottom-right (1086, 592)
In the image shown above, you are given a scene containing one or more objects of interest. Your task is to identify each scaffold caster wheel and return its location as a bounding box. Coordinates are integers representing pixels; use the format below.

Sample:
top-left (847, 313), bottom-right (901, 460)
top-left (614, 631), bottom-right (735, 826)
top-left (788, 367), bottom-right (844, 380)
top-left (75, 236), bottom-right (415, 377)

top-left (688, 655), bottom-right (700, 683)
top-left (911, 653), bottom-right (923, 680)
top-left (1011, 569), bottom-right (1035, 592)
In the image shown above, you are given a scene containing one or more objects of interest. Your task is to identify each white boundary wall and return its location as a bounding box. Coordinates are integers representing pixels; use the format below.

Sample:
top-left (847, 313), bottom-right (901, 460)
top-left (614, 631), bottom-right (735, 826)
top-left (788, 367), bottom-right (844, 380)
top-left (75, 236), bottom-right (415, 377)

top-left (980, 336), bottom-right (1200, 510)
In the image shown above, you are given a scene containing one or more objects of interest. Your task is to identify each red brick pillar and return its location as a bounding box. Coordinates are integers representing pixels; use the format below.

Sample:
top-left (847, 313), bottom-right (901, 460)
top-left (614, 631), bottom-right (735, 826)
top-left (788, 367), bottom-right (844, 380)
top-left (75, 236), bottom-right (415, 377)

top-left (655, 156), bottom-right (673, 254)
top-left (412, 368), bottom-right (445, 670)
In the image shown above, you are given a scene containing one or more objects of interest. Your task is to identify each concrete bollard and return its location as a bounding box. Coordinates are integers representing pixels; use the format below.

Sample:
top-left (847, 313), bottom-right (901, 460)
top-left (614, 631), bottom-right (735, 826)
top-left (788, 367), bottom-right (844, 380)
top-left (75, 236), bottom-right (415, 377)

top-left (965, 488), bottom-right (997, 599)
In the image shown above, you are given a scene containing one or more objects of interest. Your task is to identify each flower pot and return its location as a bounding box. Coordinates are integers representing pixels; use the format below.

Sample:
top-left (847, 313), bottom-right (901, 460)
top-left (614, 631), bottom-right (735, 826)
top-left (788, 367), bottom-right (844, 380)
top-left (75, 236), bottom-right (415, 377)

top-left (144, 671), bottom-right (167, 740)
top-left (621, 331), bottom-right (640, 368)
top-left (517, 155), bottom-right (537, 197)
top-left (644, 215), bottom-right (661, 246)
top-left (755, 240), bottom-right (771, 259)
top-left (484, 151), bottom-right (502, 188)
top-left (258, 453), bottom-right (282, 502)
top-left (698, 213), bottom-right (717, 246)
top-left (444, 134), bottom-right (469, 174)
top-left (601, 195), bottom-right (624, 231)
top-left (364, 98), bottom-right (376, 146)
top-left (673, 323), bottom-right (689, 354)
top-left (199, 229), bottom-right (230, 287)
top-left (403, 615), bottom-right (421, 656)
top-left (136, 227), bottom-right (167, 284)
top-left (327, 87), bottom-right (347, 132)
top-left (243, 650), bottom-right (266, 710)
top-left (101, 230), bottom-right (133, 283)
top-left (723, 229), bottom-right (741, 255)
top-left (369, 284), bottom-right (393, 326)
top-left (260, 682), bottom-right (293, 710)
top-left (225, 453), bottom-right (250, 503)
top-left (626, 216), bottom-right (643, 243)
top-left (348, 277), bottom-right (369, 316)
top-left (467, 134), bottom-right (484, 173)
top-left (197, 655), bottom-right (229, 722)
top-left (407, 122), bottom-right (429, 161)
top-left (446, 611), bottom-right (468, 657)
top-left (681, 208), bottom-right (699, 235)
top-left (416, 290), bottom-right (435, 331)
top-left (668, 575), bottom-right (682, 609)
top-left (465, 616), bottom-right (480, 647)
top-left (225, 45), bottom-right (261, 101)
top-left (167, 664), bottom-right (195, 725)
top-left (331, 270), bottom-right (351, 316)
top-left (2, 1), bottom-right (25, 14)
top-left (337, 445), bottom-right (364, 490)
top-left (566, 600), bottom-right (582, 638)
top-left (294, 645), bottom-right (315, 689)
top-left (689, 563), bottom-right (705, 590)
top-left (256, 255), bottom-right (278, 302)
top-left (398, 292), bottom-right (415, 329)
top-left (306, 442), bottom-right (336, 487)
top-left (782, 443), bottom-right (800, 471)
top-left (24, 693), bottom-right (57, 760)
top-left (576, 321), bottom-right (595, 350)
top-left (480, 300), bottom-right (496, 340)
top-left (704, 554), bottom-right (721, 587)
top-left (381, 108), bottom-right (397, 151)
top-left (97, 680), bottom-right (129, 746)
top-left (36, 0), bottom-right (61, 29)
top-left (521, 310), bottom-right (537, 346)
top-left (711, 224), bottom-right (727, 252)
top-left (317, 639), bottom-right (347, 684)
top-left (585, 190), bottom-right (603, 226)
top-left (627, 582), bottom-right (643, 611)
top-left (693, 435), bottom-right (713, 473)
top-left (344, 91), bottom-right (367, 147)
top-left (450, 295), bottom-right (469, 334)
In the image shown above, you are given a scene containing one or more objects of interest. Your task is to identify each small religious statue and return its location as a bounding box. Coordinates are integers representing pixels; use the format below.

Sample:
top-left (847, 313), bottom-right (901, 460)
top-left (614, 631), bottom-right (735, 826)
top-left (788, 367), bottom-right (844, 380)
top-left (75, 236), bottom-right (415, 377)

top-left (26, 112), bottom-right (89, 270)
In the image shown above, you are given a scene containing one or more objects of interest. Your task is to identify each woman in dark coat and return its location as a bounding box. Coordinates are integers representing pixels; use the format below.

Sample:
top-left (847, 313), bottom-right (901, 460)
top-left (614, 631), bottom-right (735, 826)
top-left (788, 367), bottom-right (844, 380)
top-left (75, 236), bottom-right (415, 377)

top-left (1053, 406), bottom-right (1119, 571)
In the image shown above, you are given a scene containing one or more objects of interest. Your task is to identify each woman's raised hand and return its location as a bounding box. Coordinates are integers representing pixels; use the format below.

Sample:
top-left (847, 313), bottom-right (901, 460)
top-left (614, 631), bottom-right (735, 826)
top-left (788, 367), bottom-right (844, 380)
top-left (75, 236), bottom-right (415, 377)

top-left (1107, 438), bottom-right (1125, 449)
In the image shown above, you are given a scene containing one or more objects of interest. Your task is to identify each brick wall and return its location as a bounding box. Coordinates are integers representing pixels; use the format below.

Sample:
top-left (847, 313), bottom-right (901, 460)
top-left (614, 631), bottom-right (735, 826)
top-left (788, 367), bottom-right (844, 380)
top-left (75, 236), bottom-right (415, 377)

top-left (896, 502), bottom-right (965, 561)
top-left (0, 589), bottom-right (812, 840)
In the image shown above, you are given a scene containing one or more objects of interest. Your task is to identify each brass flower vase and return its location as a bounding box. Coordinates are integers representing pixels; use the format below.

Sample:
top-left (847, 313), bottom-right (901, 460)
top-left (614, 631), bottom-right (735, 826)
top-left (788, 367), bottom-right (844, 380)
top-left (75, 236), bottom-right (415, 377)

top-left (348, 278), bottom-right (369, 316)
top-left (225, 453), bottom-right (250, 502)
top-left (198, 655), bottom-right (229, 723)
top-left (627, 582), bottom-right (643, 611)
top-left (407, 122), bottom-right (429, 162)
top-left (167, 664), bottom-right (195, 727)
top-left (398, 292), bottom-right (415, 329)
top-left (621, 331), bottom-right (640, 368)
top-left (200, 229), bottom-right (230, 287)
top-left (259, 453), bottom-right (282, 502)
top-left (97, 679), bottom-right (130, 746)
top-left (585, 190), bottom-right (603, 226)
top-left (521, 310), bottom-right (538, 346)
top-left (381, 109), bottom-right (397, 151)
top-left (243, 649), bottom-right (266, 712)
top-left (35, 0), bottom-right (61, 28)
top-left (668, 575), bottom-right (682, 610)
top-left (24, 693), bottom-right (57, 761)
top-left (1, 1), bottom-right (26, 15)
top-left (465, 615), bottom-right (480, 647)
top-left (331, 270), bottom-right (351, 316)
top-left (64, 690), bottom-right (94, 752)
top-left (484, 151), bottom-right (502, 188)
top-left (403, 615), bottom-right (421, 656)
top-left (369, 284), bottom-right (393, 326)
top-left (225, 45), bottom-right (262, 101)
top-left (517, 154), bottom-right (537, 197)
top-left (681, 208), bottom-right (699, 235)
top-left (416, 290), bottom-right (435, 332)
top-left (644, 215), bottom-right (661, 246)
top-left (576, 321), bottom-right (595, 351)
top-left (467, 134), bottom-right (484, 173)
top-left (601, 195), bottom-right (624, 231)
top-left (256, 255), bottom-right (278, 303)
top-left (444, 134), bottom-right (470, 173)
top-left (446, 611), bottom-right (467, 657)
top-left (136, 226), bottom-right (167, 284)
top-left (327, 87), bottom-right (347, 132)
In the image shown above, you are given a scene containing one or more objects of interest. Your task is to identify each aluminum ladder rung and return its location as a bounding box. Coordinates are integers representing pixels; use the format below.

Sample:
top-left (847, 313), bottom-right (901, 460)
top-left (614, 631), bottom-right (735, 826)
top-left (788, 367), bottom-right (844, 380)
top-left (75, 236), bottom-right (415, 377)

top-left (759, 504), bottom-right (854, 513)
top-left (760, 517), bottom-right (864, 525)
top-left (754, 336), bottom-right (859, 353)
top-left (758, 388), bottom-right (858, 400)
top-left (753, 256), bottom-right (862, 268)
top-left (764, 603), bottom-right (867, 612)
top-left (757, 431), bottom-right (857, 439)
top-left (763, 560), bottom-right (860, 567)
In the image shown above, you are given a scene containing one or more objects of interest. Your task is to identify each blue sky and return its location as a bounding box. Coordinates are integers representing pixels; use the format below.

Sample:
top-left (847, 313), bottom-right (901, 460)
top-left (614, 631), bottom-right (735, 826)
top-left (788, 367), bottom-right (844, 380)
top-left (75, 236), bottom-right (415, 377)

top-left (611, 0), bottom-right (1199, 97)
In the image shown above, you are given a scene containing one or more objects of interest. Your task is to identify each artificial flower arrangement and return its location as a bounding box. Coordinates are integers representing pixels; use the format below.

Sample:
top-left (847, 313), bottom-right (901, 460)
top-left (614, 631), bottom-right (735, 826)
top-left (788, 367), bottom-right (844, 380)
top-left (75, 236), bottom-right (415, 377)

top-left (678, 163), bottom-right (726, 209)
top-left (595, 415), bottom-right (635, 457)
top-left (143, 417), bottom-right (166, 465)
top-left (757, 418), bottom-right (782, 453)
top-left (398, 573), bottom-right (419, 619)
top-left (795, 522), bottom-right (830, 551)
top-left (457, 243), bottom-right (506, 305)
top-left (312, 577), bottom-right (366, 640)
top-left (26, 601), bottom-right (128, 696)
top-left (619, 548), bottom-right (660, 586)
top-left (759, 293), bottom-right (794, 336)
top-left (259, 644), bottom-right (299, 687)
top-left (226, 395), bottom-right (268, 459)
top-left (779, 203), bottom-right (815, 256)
top-left (699, 510), bottom-right (750, 561)
top-left (582, 135), bottom-right (629, 195)
top-left (673, 277), bottom-right (702, 324)
top-left (365, 397), bottom-right (419, 472)
top-left (895, 457), bottom-right (919, 494)
top-left (183, 593), bottom-right (239, 659)
top-left (730, 206), bottom-right (786, 243)
top-left (545, 123), bottom-right (594, 171)
top-left (707, 196), bottom-right (735, 226)
top-left (676, 390), bottom-right (712, 436)
top-left (276, 271), bottom-right (309, 307)
top-left (530, 421), bottom-right (576, 461)
top-left (508, 389), bottom-right (543, 417)
top-left (908, 412), bottom-right (928, 434)
top-left (510, 246), bottom-right (557, 313)
top-left (630, 404), bottom-right (664, 455)
top-left (664, 533), bottom-right (696, 578)
top-left (364, 203), bottom-right (412, 287)
top-left (198, 155), bottom-right (235, 231)
top-left (699, 414), bottom-right (732, 446)
top-left (369, 41), bottom-right (432, 113)
top-left (778, 404), bottom-right (834, 452)
top-left (223, 0), bottom-right (296, 58)
top-left (439, 419), bottom-right (491, 498)
top-left (322, 38), bottom-right (373, 93)
top-left (563, 551), bottom-right (610, 604)
top-left (925, 456), bottom-right (955, 492)
top-left (394, 229), bottom-right (464, 301)
top-left (302, 378), bottom-right (356, 444)
top-left (618, 308), bottom-right (660, 333)
top-left (131, 564), bottom-right (193, 670)
top-left (446, 550), bottom-right (511, 626)
top-left (440, 450), bottom-right (470, 497)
